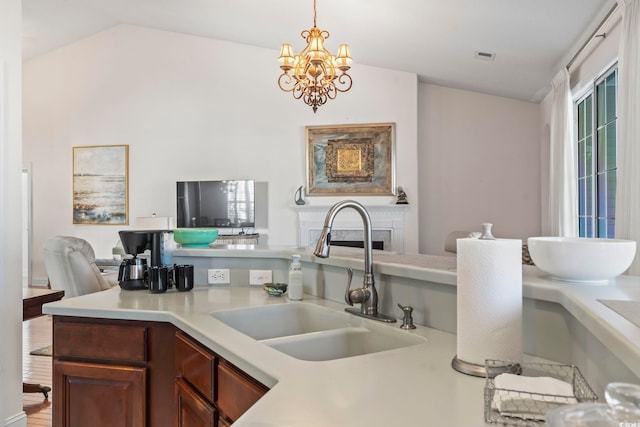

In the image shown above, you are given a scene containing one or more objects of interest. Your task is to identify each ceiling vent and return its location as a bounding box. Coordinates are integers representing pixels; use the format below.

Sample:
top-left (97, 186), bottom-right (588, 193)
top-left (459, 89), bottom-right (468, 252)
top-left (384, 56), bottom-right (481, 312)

top-left (475, 51), bottom-right (496, 61)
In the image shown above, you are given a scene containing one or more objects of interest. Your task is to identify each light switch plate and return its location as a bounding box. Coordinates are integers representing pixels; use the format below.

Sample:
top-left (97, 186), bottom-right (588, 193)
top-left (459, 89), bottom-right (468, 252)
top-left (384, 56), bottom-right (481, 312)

top-left (249, 270), bottom-right (272, 285)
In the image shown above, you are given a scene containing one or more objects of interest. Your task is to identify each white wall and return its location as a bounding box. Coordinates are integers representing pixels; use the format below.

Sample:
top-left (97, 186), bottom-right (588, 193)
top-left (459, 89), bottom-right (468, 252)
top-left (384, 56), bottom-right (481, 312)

top-left (0, 0), bottom-right (27, 425)
top-left (418, 83), bottom-right (542, 255)
top-left (23, 24), bottom-right (419, 282)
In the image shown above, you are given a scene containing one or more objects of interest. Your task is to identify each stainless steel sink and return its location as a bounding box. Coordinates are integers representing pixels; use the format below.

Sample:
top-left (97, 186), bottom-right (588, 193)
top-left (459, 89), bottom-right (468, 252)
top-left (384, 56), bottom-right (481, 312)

top-left (211, 302), bottom-right (426, 361)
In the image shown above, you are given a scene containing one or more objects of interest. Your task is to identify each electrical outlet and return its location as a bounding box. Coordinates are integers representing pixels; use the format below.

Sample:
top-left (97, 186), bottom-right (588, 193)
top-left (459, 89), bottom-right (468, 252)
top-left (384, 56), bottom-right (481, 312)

top-left (207, 268), bottom-right (230, 285)
top-left (249, 270), bottom-right (272, 285)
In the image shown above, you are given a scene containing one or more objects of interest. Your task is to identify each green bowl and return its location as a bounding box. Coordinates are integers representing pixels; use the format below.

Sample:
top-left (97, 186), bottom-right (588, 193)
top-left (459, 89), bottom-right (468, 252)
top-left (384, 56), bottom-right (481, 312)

top-left (173, 228), bottom-right (219, 247)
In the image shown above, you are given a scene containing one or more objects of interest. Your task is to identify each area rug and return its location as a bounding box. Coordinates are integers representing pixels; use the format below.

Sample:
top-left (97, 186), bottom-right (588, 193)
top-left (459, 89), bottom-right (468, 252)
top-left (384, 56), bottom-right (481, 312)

top-left (29, 345), bottom-right (52, 357)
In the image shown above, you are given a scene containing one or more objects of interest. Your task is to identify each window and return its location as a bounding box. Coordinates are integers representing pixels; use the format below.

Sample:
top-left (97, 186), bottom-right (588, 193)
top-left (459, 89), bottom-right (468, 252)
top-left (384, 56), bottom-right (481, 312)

top-left (575, 65), bottom-right (617, 238)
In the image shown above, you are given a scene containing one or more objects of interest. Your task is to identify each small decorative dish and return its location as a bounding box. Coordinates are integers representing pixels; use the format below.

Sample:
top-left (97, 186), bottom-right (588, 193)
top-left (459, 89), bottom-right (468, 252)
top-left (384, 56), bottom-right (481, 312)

top-left (263, 282), bottom-right (288, 297)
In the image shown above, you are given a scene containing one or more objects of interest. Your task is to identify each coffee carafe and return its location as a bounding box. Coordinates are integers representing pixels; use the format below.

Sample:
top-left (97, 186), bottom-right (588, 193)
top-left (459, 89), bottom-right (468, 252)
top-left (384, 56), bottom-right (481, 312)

top-left (117, 257), bottom-right (148, 290)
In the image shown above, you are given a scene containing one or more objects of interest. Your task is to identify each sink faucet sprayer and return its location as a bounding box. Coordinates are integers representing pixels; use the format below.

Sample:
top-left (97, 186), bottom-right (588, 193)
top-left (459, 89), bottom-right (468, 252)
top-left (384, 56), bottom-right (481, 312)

top-left (313, 200), bottom-right (396, 323)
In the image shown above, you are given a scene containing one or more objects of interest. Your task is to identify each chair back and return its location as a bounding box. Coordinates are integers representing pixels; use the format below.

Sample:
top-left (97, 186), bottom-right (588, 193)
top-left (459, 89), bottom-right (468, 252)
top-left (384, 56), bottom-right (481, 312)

top-left (43, 236), bottom-right (112, 298)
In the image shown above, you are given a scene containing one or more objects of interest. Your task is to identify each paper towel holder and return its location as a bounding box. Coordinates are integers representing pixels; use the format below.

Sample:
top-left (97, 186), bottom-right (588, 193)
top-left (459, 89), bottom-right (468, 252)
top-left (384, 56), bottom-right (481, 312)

top-left (452, 356), bottom-right (518, 377)
top-left (478, 223), bottom-right (495, 240)
top-left (451, 356), bottom-right (488, 377)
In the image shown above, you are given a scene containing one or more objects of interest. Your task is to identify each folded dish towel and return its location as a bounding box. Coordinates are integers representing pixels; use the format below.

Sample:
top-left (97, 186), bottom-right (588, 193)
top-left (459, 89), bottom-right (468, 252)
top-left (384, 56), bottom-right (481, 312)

top-left (492, 373), bottom-right (577, 421)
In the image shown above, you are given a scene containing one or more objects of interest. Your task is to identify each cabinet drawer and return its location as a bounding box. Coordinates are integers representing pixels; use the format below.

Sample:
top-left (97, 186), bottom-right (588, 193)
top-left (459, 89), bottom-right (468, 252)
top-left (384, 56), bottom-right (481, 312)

top-left (175, 332), bottom-right (216, 402)
top-left (217, 362), bottom-right (267, 422)
top-left (175, 378), bottom-right (216, 427)
top-left (54, 320), bottom-right (148, 363)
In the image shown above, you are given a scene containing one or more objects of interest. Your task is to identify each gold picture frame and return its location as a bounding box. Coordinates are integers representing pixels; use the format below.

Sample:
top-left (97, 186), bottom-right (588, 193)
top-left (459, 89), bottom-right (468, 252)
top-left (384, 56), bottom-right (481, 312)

top-left (306, 123), bottom-right (395, 195)
top-left (73, 145), bottom-right (129, 225)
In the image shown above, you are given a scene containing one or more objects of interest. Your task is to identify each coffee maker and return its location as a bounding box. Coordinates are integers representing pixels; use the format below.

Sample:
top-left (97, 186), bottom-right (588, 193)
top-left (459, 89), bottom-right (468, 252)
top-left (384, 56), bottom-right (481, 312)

top-left (117, 230), bottom-right (172, 290)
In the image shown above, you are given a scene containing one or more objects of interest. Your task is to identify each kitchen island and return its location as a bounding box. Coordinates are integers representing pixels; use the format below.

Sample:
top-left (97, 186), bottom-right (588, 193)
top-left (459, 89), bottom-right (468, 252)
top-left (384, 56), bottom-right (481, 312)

top-left (43, 247), bottom-right (640, 426)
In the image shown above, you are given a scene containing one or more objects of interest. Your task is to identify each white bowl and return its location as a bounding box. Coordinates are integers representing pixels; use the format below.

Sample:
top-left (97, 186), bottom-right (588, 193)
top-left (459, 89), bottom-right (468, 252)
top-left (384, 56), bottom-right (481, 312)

top-left (527, 237), bottom-right (636, 283)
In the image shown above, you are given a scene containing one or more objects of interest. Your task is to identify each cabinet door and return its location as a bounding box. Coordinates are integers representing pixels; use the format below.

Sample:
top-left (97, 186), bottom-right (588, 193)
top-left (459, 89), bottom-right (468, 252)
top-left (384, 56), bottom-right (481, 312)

top-left (175, 378), bottom-right (216, 427)
top-left (53, 360), bottom-right (146, 427)
top-left (217, 361), bottom-right (268, 423)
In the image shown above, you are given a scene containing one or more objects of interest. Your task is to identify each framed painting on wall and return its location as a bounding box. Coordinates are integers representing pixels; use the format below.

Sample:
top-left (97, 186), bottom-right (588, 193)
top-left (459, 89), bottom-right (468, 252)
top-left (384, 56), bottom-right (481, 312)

top-left (306, 123), bottom-right (396, 195)
top-left (73, 145), bottom-right (129, 225)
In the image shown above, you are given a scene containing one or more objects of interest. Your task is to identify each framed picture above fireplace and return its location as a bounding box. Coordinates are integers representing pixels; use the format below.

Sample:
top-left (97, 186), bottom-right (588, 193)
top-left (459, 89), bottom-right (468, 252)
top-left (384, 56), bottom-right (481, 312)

top-left (306, 123), bottom-right (395, 195)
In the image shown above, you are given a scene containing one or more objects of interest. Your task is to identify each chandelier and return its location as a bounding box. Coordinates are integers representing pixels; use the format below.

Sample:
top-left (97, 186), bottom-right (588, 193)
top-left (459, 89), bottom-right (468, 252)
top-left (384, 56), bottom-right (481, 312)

top-left (277, 0), bottom-right (352, 113)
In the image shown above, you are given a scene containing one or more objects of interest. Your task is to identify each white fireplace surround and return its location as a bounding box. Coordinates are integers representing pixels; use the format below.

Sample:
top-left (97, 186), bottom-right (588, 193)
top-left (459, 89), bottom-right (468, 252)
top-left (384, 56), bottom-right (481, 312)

top-left (292, 204), bottom-right (409, 253)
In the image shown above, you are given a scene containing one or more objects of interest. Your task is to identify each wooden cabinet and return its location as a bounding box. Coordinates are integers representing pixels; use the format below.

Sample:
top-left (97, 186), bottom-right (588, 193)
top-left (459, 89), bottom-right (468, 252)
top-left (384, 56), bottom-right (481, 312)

top-left (52, 316), bottom-right (268, 427)
top-left (175, 332), bottom-right (269, 426)
top-left (52, 316), bottom-right (176, 427)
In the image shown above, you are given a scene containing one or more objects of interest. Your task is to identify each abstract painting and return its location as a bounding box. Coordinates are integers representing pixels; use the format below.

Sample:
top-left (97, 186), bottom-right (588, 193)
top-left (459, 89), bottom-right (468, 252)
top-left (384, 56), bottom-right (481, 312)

top-left (306, 123), bottom-right (395, 195)
top-left (73, 145), bottom-right (128, 225)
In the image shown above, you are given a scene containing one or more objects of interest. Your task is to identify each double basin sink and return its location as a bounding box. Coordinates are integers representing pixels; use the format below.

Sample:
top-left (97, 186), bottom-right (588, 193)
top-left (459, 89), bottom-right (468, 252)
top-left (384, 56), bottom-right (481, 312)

top-left (211, 302), bottom-right (426, 362)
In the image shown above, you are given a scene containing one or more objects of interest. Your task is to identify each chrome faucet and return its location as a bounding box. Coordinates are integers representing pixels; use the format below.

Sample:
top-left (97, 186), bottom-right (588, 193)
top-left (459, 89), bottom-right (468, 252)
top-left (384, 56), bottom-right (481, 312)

top-left (313, 200), bottom-right (396, 323)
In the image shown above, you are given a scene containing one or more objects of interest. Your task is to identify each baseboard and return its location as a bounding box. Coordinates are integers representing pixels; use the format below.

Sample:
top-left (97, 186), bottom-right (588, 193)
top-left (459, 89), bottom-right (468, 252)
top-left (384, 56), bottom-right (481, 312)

top-left (4, 411), bottom-right (26, 427)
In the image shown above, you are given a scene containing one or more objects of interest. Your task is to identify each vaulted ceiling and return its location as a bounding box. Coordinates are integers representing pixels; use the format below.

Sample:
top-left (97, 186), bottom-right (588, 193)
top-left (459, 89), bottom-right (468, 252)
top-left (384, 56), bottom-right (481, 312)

top-left (22, 0), bottom-right (615, 102)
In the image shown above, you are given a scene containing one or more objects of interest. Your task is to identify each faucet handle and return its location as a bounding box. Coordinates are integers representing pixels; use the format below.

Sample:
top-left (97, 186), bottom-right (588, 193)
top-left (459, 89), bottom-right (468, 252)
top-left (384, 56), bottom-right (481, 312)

top-left (344, 268), bottom-right (354, 306)
top-left (345, 267), bottom-right (371, 306)
top-left (398, 304), bottom-right (416, 329)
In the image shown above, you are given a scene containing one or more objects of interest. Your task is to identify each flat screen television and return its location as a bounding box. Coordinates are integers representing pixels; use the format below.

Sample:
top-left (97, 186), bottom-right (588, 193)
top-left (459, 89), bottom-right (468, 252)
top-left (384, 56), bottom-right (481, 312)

top-left (176, 180), bottom-right (255, 228)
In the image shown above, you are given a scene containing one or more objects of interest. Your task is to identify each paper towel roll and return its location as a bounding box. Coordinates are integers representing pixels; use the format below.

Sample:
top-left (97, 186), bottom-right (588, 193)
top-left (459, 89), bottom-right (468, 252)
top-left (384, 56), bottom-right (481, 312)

top-left (456, 238), bottom-right (522, 366)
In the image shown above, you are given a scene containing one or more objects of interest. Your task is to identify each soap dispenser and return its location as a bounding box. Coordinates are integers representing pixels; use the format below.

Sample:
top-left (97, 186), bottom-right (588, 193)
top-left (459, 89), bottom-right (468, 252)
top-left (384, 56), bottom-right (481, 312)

top-left (288, 254), bottom-right (304, 300)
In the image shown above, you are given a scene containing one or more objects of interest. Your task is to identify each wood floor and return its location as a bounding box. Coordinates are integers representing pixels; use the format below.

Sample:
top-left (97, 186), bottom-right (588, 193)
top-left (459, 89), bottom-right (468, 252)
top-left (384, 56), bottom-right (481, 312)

top-left (23, 315), bottom-right (53, 427)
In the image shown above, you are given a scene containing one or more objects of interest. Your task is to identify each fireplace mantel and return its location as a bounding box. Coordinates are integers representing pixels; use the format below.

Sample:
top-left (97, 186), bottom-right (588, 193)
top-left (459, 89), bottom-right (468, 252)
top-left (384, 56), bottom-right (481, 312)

top-left (292, 204), bottom-right (409, 253)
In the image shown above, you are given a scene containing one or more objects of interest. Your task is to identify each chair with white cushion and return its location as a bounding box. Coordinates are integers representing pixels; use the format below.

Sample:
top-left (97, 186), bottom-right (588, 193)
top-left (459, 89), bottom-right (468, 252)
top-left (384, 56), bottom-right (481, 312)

top-left (43, 236), bottom-right (118, 298)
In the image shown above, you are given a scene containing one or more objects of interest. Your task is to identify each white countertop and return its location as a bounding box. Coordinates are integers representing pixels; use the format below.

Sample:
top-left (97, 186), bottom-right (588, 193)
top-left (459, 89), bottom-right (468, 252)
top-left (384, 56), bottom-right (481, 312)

top-left (521, 266), bottom-right (640, 380)
top-left (43, 248), bottom-right (640, 426)
top-left (44, 286), bottom-right (494, 426)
